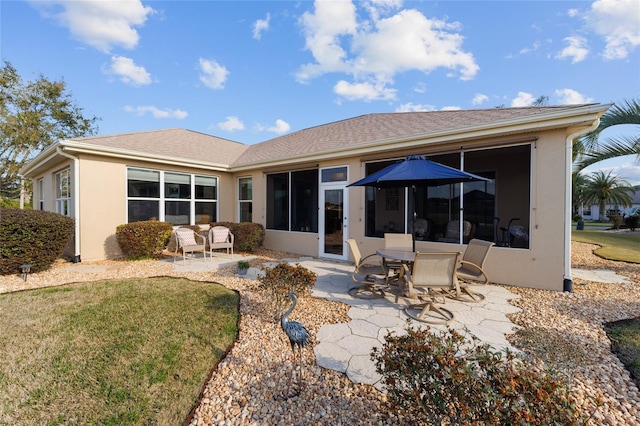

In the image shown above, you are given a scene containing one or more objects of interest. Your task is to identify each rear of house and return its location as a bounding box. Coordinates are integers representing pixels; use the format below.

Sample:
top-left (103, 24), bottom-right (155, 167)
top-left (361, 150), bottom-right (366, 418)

top-left (20, 104), bottom-right (611, 291)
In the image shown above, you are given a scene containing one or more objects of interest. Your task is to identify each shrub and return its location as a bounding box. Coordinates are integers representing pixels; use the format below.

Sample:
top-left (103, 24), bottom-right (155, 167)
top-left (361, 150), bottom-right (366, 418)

top-left (258, 262), bottom-right (317, 323)
top-left (116, 220), bottom-right (173, 258)
top-left (624, 214), bottom-right (639, 231)
top-left (610, 214), bottom-right (624, 229)
top-left (0, 208), bottom-right (74, 275)
top-left (372, 325), bottom-right (586, 425)
top-left (210, 221), bottom-right (265, 252)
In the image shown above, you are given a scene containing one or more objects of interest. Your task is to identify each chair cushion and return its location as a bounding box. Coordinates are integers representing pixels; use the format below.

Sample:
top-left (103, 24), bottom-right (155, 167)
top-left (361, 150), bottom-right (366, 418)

top-left (177, 230), bottom-right (198, 246)
top-left (212, 228), bottom-right (229, 243)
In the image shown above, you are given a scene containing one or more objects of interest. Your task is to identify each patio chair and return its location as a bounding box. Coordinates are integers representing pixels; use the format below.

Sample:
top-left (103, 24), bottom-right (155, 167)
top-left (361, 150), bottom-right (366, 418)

top-left (208, 226), bottom-right (234, 258)
top-left (346, 239), bottom-right (387, 299)
top-left (383, 233), bottom-right (413, 285)
top-left (449, 239), bottom-right (495, 302)
top-left (438, 220), bottom-right (474, 243)
top-left (173, 228), bottom-right (207, 264)
top-left (396, 251), bottom-right (461, 325)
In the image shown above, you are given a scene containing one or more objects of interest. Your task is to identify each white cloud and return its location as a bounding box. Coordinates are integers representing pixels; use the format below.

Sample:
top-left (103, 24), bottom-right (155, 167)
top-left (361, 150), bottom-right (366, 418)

top-left (554, 88), bottom-right (594, 104)
top-left (296, 1), bottom-right (478, 101)
top-left (217, 116), bottom-right (245, 132)
top-left (253, 13), bottom-right (270, 40)
top-left (556, 36), bottom-right (590, 63)
top-left (334, 80), bottom-right (396, 101)
top-left (124, 105), bottom-right (187, 119)
top-left (519, 41), bottom-right (542, 55)
top-left (198, 58), bottom-right (229, 90)
top-left (567, 8), bottom-right (580, 18)
top-left (472, 93), bottom-right (489, 105)
top-left (441, 105), bottom-right (461, 111)
top-left (511, 92), bottom-right (536, 107)
top-left (395, 103), bottom-right (436, 112)
top-left (30, 0), bottom-right (154, 53)
top-left (267, 119), bottom-right (291, 134)
top-left (585, 0), bottom-right (640, 59)
top-left (105, 56), bottom-right (151, 86)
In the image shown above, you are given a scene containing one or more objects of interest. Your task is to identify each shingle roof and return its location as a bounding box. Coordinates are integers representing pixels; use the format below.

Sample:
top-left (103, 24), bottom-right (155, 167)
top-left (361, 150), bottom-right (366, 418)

top-left (69, 128), bottom-right (248, 166)
top-left (233, 105), bottom-right (595, 166)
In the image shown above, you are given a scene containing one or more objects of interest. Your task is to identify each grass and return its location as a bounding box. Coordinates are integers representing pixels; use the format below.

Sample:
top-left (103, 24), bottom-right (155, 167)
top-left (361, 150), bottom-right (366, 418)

top-left (0, 277), bottom-right (239, 425)
top-left (604, 318), bottom-right (640, 389)
top-left (571, 229), bottom-right (640, 263)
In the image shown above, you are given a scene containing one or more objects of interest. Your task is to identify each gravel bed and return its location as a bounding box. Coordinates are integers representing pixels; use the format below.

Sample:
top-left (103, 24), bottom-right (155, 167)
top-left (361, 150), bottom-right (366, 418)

top-left (1, 244), bottom-right (639, 425)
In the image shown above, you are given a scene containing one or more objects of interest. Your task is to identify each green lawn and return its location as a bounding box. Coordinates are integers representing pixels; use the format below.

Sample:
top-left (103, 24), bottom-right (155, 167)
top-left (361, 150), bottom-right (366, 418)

top-left (0, 277), bottom-right (239, 425)
top-left (571, 229), bottom-right (640, 263)
top-left (604, 318), bottom-right (640, 389)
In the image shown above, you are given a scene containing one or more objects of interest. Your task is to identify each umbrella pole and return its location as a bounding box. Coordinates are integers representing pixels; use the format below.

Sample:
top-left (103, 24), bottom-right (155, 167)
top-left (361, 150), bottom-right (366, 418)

top-left (412, 185), bottom-right (417, 252)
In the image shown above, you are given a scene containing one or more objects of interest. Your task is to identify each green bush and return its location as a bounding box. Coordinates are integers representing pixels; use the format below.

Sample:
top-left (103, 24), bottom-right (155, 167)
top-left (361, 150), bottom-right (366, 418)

top-left (258, 262), bottom-right (317, 323)
top-left (210, 221), bottom-right (265, 252)
top-left (0, 208), bottom-right (74, 275)
top-left (624, 214), bottom-right (639, 231)
top-left (372, 325), bottom-right (586, 425)
top-left (116, 221), bottom-right (173, 258)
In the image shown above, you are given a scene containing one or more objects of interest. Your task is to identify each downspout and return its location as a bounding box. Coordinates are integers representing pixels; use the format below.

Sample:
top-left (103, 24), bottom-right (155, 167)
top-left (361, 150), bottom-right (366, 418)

top-left (563, 120), bottom-right (600, 291)
top-left (56, 146), bottom-right (81, 263)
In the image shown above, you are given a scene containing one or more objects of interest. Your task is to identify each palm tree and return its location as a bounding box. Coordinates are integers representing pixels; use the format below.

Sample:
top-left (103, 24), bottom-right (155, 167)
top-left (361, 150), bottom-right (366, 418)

top-left (574, 98), bottom-right (640, 170)
top-left (581, 170), bottom-right (635, 221)
top-left (572, 172), bottom-right (588, 218)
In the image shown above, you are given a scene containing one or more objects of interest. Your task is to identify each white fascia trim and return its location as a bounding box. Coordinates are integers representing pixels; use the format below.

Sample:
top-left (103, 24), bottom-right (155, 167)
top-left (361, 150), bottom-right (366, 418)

top-left (231, 103), bottom-right (613, 172)
top-left (19, 142), bottom-right (62, 176)
top-left (60, 141), bottom-right (230, 171)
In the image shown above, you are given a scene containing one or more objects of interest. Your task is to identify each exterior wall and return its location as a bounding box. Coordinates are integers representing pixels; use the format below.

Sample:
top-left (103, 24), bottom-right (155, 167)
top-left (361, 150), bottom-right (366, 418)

top-left (342, 130), bottom-right (566, 291)
top-left (71, 154), bottom-right (235, 261)
top-left (77, 156), bottom-right (127, 260)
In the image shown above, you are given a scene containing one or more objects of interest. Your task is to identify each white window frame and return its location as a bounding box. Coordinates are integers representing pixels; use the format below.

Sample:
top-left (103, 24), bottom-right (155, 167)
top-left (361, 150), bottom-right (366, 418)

top-left (55, 169), bottom-right (71, 216)
top-left (38, 178), bottom-right (44, 210)
top-left (238, 177), bottom-right (252, 222)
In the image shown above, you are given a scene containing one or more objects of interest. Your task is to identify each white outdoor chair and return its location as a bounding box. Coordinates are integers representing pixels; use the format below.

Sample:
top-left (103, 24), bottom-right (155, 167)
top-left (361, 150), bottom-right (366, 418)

top-left (449, 239), bottom-right (495, 302)
top-left (173, 228), bottom-right (208, 264)
top-left (383, 233), bottom-right (413, 285)
top-left (208, 226), bottom-right (234, 258)
top-left (346, 239), bottom-right (387, 299)
top-left (396, 251), bottom-right (461, 325)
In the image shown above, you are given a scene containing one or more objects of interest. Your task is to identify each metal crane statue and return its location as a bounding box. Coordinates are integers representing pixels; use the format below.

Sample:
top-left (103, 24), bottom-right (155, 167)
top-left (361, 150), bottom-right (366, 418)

top-left (280, 292), bottom-right (311, 397)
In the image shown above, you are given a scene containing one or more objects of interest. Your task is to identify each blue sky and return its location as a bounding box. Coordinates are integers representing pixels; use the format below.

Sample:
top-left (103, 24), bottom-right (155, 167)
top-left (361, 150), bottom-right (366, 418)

top-left (2, 0), bottom-right (639, 184)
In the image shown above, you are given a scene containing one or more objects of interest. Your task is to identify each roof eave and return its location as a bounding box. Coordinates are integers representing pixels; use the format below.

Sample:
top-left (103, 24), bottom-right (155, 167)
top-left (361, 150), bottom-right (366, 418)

top-left (230, 103), bottom-right (611, 171)
top-left (60, 141), bottom-right (231, 171)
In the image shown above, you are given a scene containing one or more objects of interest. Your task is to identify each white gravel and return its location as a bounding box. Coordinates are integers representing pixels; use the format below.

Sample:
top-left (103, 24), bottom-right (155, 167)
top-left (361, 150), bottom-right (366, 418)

top-left (1, 243), bottom-right (639, 425)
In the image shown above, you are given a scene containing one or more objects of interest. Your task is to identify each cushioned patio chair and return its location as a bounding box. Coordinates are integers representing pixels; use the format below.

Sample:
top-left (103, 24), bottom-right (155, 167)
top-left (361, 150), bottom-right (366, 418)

top-left (173, 228), bottom-right (207, 264)
top-left (449, 239), bottom-right (495, 302)
top-left (396, 251), bottom-right (461, 325)
top-left (383, 233), bottom-right (413, 285)
top-left (438, 220), bottom-right (474, 243)
top-left (208, 226), bottom-right (234, 258)
top-left (346, 239), bottom-right (387, 299)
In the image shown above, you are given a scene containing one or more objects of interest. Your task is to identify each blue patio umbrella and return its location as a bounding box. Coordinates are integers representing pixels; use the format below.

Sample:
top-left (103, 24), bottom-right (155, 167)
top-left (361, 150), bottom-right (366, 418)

top-left (348, 155), bottom-right (491, 250)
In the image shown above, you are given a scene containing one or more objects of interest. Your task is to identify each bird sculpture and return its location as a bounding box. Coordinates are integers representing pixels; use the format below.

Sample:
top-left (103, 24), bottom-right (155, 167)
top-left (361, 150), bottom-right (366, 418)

top-left (280, 292), bottom-right (311, 396)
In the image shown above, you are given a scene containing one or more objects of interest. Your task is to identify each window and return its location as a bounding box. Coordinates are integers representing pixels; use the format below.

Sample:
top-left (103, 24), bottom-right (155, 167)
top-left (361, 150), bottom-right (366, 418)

top-left (55, 169), bottom-right (71, 216)
top-left (363, 145), bottom-right (530, 247)
top-left (266, 170), bottom-right (318, 232)
top-left (238, 177), bottom-right (252, 222)
top-left (38, 178), bottom-right (44, 210)
top-left (126, 168), bottom-right (217, 225)
top-left (128, 168), bottom-right (160, 223)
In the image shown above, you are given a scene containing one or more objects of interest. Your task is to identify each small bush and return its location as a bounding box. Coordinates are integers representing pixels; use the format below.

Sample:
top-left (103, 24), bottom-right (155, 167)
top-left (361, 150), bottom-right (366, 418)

top-left (372, 325), bottom-right (586, 425)
top-left (116, 221), bottom-right (173, 258)
top-left (210, 221), bottom-right (265, 252)
top-left (258, 262), bottom-right (317, 323)
top-left (624, 214), bottom-right (639, 231)
top-left (0, 208), bottom-right (74, 275)
top-left (610, 215), bottom-right (624, 229)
